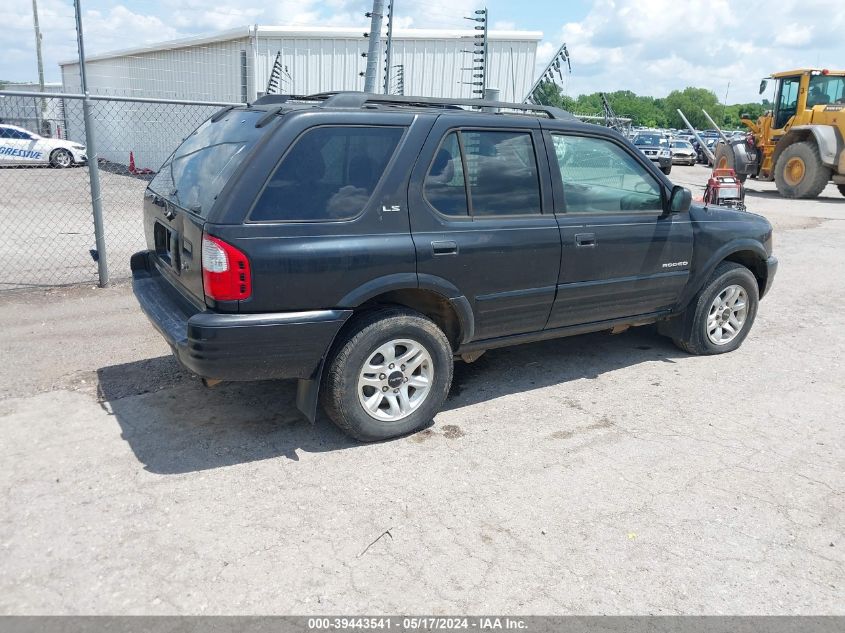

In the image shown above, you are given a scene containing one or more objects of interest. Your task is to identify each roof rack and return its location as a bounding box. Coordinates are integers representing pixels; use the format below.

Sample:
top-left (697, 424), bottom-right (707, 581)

top-left (301, 91), bottom-right (575, 120)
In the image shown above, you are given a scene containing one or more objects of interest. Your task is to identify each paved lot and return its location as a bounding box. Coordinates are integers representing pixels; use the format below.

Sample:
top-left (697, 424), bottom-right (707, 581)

top-left (0, 165), bottom-right (843, 614)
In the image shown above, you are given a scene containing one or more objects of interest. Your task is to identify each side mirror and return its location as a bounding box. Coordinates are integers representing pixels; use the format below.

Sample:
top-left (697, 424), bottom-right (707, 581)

top-left (669, 185), bottom-right (692, 214)
top-left (759, 79), bottom-right (768, 95)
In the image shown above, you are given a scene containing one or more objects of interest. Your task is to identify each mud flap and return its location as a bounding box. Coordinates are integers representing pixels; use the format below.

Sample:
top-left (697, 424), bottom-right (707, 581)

top-left (296, 357), bottom-right (327, 423)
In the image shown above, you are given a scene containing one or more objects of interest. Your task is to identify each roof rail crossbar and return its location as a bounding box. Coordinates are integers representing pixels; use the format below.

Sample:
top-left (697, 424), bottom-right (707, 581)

top-left (311, 91), bottom-right (574, 120)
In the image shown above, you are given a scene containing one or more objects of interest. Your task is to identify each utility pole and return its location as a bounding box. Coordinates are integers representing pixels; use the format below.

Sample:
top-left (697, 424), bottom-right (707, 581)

top-left (31, 0), bottom-right (47, 134)
top-left (362, 0), bottom-right (384, 94)
top-left (73, 0), bottom-right (109, 287)
top-left (382, 1), bottom-right (394, 94)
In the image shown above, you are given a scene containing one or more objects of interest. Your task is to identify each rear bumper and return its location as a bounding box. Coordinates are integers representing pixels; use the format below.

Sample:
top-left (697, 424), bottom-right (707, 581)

top-left (131, 251), bottom-right (352, 381)
top-left (761, 255), bottom-right (778, 299)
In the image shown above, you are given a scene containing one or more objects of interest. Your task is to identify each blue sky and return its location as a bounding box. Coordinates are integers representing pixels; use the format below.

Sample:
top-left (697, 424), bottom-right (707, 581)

top-left (2, 0), bottom-right (841, 103)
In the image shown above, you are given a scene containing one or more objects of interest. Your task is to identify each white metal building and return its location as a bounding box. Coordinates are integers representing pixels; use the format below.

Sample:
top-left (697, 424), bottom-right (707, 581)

top-left (58, 26), bottom-right (541, 170)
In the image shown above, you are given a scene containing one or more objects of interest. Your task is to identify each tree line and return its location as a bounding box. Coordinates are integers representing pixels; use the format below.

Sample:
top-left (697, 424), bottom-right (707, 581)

top-left (533, 83), bottom-right (769, 130)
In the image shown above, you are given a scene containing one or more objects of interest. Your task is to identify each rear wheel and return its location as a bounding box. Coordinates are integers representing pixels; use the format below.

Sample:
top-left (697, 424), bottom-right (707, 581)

top-left (50, 149), bottom-right (73, 168)
top-left (322, 308), bottom-right (454, 442)
top-left (714, 142), bottom-right (735, 171)
top-left (774, 142), bottom-right (831, 199)
top-left (671, 261), bottom-right (759, 356)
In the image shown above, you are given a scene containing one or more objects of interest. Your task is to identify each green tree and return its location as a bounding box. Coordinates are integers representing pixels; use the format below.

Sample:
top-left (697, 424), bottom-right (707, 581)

top-left (663, 87), bottom-right (722, 129)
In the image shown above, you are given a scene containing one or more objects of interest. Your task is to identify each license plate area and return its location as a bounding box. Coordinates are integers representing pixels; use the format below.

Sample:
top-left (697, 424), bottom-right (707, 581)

top-left (154, 220), bottom-right (179, 270)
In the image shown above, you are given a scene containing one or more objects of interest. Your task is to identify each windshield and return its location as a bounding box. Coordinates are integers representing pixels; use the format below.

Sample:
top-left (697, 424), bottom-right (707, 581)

top-left (148, 108), bottom-right (268, 218)
top-left (633, 134), bottom-right (668, 147)
top-left (671, 141), bottom-right (692, 149)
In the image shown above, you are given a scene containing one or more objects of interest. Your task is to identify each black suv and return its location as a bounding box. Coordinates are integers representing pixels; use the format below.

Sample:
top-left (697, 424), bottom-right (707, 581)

top-left (132, 92), bottom-right (777, 441)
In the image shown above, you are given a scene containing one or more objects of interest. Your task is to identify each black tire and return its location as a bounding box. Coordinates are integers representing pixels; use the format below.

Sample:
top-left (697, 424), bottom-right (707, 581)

top-left (671, 261), bottom-right (759, 356)
top-left (838, 184), bottom-right (845, 197)
top-left (713, 142), bottom-right (735, 171)
top-left (50, 148), bottom-right (73, 168)
top-left (322, 308), bottom-right (454, 442)
top-left (774, 142), bottom-right (831, 199)
top-left (661, 164), bottom-right (672, 175)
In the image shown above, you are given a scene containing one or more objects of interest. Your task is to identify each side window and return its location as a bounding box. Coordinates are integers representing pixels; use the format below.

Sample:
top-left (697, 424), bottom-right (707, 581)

top-left (424, 132), bottom-right (468, 216)
top-left (0, 128), bottom-right (15, 139)
top-left (462, 130), bottom-right (541, 216)
top-left (251, 125), bottom-right (404, 222)
top-left (552, 134), bottom-right (663, 213)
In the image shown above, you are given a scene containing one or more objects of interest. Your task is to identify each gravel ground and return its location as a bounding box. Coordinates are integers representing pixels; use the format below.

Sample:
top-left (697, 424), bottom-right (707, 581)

top-left (0, 166), bottom-right (147, 289)
top-left (0, 165), bottom-right (843, 614)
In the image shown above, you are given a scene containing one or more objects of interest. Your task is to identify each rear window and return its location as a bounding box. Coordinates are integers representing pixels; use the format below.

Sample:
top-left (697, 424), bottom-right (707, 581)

top-left (148, 109), bottom-right (267, 218)
top-left (250, 126), bottom-right (404, 222)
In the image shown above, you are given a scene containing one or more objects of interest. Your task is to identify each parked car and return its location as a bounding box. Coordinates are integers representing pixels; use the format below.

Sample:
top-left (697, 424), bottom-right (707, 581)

top-left (670, 139), bottom-right (697, 165)
top-left (632, 132), bottom-right (673, 174)
top-left (0, 124), bottom-right (86, 167)
top-left (131, 92), bottom-right (777, 441)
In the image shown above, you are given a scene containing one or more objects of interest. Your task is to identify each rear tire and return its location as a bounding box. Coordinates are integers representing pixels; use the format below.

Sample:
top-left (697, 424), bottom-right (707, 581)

top-left (774, 142), bottom-right (831, 199)
top-left (50, 149), bottom-right (73, 168)
top-left (671, 262), bottom-right (759, 356)
top-left (322, 308), bottom-right (454, 442)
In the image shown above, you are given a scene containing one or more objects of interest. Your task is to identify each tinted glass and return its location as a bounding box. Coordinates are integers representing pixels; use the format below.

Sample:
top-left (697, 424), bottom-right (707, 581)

top-left (462, 130), bottom-right (541, 216)
top-left (0, 128), bottom-right (12, 139)
top-left (634, 134), bottom-right (668, 147)
top-left (149, 109), bottom-right (267, 218)
top-left (424, 132), bottom-right (468, 216)
top-left (808, 75), bottom-right (845, 106)
top-left (552, 134), bottom-right (662, 213)
top-left (251, 126), bottom-right (404, 222)
top-left (775, 77), bottom-right (800, 128)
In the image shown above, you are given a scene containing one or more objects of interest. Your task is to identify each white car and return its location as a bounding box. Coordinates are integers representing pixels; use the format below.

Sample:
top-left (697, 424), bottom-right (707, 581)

top-left (0, 124), bottom-right (87, 167)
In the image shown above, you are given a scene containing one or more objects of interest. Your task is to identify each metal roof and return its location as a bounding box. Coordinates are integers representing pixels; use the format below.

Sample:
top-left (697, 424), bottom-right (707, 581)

top-left (59, 25), bottom-right (543, 67)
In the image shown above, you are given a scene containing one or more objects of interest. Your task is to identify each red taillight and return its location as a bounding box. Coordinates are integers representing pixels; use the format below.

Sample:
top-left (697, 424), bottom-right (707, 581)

top-left (201, 234), bottom-right (251, 301)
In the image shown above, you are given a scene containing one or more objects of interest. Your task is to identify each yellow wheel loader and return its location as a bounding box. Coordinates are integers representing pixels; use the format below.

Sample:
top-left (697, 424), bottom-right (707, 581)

top-left (714, 69), bottom-right (845, 199)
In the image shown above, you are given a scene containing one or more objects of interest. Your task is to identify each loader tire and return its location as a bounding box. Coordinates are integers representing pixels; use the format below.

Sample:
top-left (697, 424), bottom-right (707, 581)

top-left (714, 142), bottom-right (735, 171)
top-left (774, 142), bottom-right (831, 199)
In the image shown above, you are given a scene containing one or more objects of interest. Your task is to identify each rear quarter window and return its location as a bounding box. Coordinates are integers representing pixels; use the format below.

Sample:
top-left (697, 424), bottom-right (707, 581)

top-left (250, 125), bottom-right (404, 222)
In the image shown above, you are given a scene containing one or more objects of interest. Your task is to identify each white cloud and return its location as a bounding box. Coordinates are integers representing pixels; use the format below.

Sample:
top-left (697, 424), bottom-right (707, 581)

top-left (541, 0), bottom-right (845, 103)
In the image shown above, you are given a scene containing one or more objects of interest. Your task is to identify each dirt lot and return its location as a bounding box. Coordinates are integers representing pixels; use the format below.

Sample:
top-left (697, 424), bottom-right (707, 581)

top-left (0, 165), bottom-right (843, 614)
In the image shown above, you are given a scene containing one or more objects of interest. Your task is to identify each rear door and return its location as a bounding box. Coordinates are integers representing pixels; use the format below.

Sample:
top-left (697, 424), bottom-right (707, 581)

top-left (543, 129), bottom-right (693, 328)
top-left (144, 108), bottom-right (268, 305)
top-left (408, 116), bottom-right (561, 340)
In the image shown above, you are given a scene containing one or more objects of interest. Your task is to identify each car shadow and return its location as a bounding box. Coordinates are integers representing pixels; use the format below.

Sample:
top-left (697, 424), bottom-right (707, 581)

top-left (97, 326), bottom-right (685, 475)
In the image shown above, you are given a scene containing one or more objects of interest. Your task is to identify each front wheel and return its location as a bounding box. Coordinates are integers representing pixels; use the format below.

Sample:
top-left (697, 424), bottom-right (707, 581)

top-left (661, 164), bottom-right (672, 175)
top-left (671, 261), bottom-right (759, 355)
top-left (50, 149), bottom-right (73, 168)
top-left (322, 308), bottom-right (454, 442)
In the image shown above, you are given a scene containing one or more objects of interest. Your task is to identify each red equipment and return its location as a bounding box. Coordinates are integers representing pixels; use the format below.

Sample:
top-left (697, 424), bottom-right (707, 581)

top-left (703, 167), bottom-right (746, 210)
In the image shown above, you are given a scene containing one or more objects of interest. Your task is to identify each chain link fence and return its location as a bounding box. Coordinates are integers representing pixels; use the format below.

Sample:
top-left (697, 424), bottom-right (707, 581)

top-left (0, 91), bottom-right (237, 289)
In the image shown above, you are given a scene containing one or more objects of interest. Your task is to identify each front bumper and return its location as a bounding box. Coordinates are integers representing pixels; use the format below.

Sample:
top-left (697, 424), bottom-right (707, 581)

top-left (69, 147), bottom-right (87, 164)
top-left (131, 251), bottom-right (352, 381)
top-left (761, 255), bottom-right (778, 299)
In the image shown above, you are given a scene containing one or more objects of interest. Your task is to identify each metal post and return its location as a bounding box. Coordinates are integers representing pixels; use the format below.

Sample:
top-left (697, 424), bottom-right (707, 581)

top-left (482, 88), bottom-right (499, 112)
top-left (31, 0), bottom-right (47, 135)
top-left (363, 0), bottom-right (384, 94)
top-left (676, 108), bottom-right (715, 163)
top-left (74, 0), bottom-right (109, 287)
top-left (481, 9), bottom-right (488, 96)
top-left (701, 109), bottom-right (731, 144)
top-left (383, 1), bottom-right (394, 94)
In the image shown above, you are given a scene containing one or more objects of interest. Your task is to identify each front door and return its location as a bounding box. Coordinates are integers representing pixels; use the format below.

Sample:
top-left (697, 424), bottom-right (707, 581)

top-left (543, 130), bottom-right (693, 329)
top-left (408, 118), bottom-right (561, 341)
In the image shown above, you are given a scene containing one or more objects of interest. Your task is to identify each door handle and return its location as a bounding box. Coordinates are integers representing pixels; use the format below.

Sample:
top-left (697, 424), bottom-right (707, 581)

top-left (575, 232), bottom-right (596, 248)
top-left (431, 240), bottom-right (458, 256)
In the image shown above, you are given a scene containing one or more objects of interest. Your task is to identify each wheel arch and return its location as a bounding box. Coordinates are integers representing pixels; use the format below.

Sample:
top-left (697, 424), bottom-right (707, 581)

top-left (774, 126), bottom-right (841, 169)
